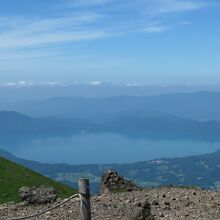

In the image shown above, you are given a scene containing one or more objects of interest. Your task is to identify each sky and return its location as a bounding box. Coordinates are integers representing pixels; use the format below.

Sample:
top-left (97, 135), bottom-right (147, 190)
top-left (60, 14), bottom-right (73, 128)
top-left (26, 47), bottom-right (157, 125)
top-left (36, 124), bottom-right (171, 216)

top-left (0, 0), bottom-right (220, 85)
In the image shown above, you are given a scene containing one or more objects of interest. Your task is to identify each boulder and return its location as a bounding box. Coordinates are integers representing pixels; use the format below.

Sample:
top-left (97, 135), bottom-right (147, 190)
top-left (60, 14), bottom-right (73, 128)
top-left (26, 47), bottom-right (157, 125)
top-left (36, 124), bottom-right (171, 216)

top-left (100, 169), bottom-right (142, 195)
top-left (128, 200), bottom-right (154, 220)
top-left (19, 185), bottom-right (57, 204)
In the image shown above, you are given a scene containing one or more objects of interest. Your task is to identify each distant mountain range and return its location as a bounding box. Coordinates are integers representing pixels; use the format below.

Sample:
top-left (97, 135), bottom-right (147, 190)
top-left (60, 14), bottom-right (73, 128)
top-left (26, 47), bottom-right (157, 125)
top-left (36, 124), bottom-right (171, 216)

top-left (1, 111), bottom-right (220, 142)
top-left (1, 91), bottom-right (220, 121)
top-left (1, 149), bottom-right (220, 193)
top-left (0, 111), bottom-right (93, 136)
top-left (1, 92), bottom-right (220, 192)
top-left (2, 91), bottom-right (220, 143)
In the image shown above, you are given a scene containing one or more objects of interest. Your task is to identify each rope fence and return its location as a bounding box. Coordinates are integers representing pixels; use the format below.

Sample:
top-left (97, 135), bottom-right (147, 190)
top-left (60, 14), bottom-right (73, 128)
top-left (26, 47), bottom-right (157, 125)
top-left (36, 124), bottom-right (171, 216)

top-left (7, 179), bottom-right (91, 220)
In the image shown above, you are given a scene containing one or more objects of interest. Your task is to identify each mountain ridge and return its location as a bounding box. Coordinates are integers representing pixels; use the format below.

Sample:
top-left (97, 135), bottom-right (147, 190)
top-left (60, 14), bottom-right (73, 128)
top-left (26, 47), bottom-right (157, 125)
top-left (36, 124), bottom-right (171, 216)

top-left (2, 91), bottom-right (220, 120)
top-left (1, 149), bottom-right (220, 192)
top-left (1, 111), bottom-right (220, 142)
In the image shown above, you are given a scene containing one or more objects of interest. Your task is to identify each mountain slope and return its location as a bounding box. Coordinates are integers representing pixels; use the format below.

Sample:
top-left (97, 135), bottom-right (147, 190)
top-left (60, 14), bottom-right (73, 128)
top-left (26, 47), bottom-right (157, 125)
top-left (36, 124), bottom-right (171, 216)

top-left (0, 111), bottom-right (94, 137)
top-left (1, 149), bottom-right (220, 192)
top-left (0, 157), bottom-right (77, 203)
top-left (45, 150), bottom-right (220, 191)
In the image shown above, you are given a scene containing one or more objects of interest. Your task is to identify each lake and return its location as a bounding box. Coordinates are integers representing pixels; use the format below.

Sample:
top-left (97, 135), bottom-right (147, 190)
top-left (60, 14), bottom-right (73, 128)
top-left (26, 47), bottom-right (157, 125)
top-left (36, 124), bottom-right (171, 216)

top-left (2, 133), bottom-right (220, 164)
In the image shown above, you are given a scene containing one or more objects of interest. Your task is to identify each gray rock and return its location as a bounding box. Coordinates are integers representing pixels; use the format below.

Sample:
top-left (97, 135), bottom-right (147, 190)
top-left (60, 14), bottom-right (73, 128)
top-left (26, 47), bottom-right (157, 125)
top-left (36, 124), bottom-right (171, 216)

top-left (19, 185), bottom-right (57, 204)
top-left (128, 199), bottom-right (154, 220)
top-left (100, 169), bottom-right (142, 195)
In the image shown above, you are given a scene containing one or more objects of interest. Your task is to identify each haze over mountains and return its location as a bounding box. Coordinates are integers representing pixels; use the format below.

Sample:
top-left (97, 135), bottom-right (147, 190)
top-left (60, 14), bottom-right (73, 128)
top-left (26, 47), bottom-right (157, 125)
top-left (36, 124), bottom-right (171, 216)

top-left (1, 91), bottom-right (220, 121)
top-left (1, 91), bottom-right (220, 164)
top-left (1, 82), bottom-right (220, 102)
top-left (1, 109), bottom-right (220, 142)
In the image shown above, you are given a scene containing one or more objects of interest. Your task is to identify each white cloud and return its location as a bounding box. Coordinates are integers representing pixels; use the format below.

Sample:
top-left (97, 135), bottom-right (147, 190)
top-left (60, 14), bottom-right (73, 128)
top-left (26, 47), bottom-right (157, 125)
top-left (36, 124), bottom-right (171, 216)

top-left (71, 0), bottom-right (207, 15)
top-left (0, 81), bottom-right (69, 88)
top-left (126, 82), bottom-right (143, 87)
top-left (0, 30), bottom-right (107, 49)
top-left (0, 0), bottom-right (208, 60)
top-left (0, 80), bottom-right (107, 88)
top-left (141, 24), bottom-right (170, 33)
top-left (150, 0), bottom-right (207, 14)
top-left (0, 13), bottom-right (108, 50)
top-left (88, 81), bottom-right (103, 86)
top-left (2, 80), bottom-right (220, 90)
top-left (0, 49), bottom-right (58, 60)
top-left (0, 81), bottom-right (35, 87)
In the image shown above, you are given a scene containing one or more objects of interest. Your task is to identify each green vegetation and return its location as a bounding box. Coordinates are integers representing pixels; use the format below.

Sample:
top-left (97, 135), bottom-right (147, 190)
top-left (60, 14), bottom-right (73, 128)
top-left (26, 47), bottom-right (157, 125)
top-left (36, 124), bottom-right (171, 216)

top-left (167, 185), bottom-right (201, 190)
top-left (111, 188), bottom-right (131, 193)
top-left (0, 157), bottom-right (77, 203)
top-left (2, 149), bottom-right (220, 193)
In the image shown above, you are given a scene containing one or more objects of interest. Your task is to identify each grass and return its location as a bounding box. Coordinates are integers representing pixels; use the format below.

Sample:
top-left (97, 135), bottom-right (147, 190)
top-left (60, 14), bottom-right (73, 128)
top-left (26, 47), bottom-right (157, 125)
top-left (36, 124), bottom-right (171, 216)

top-left (0, 157), bottom-right (77, 203)
top-left (165, 184), bottom-right (202, 190)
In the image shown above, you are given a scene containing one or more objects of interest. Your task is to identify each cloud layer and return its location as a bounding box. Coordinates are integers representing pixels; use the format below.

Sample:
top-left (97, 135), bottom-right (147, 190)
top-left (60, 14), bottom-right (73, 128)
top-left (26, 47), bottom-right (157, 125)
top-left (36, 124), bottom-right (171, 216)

top-left (0, 0), bottom-right (207, 56)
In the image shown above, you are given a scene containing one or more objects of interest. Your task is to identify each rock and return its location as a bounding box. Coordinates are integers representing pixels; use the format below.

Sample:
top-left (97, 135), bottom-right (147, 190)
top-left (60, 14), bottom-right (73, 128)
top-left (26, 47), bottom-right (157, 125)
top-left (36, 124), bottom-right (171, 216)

top-left (152, 199), bottom-right (160, 206)
top-left (100, 169), bottom-right (142, 194)
top-left (3, 186), bottom-right (220, 220)
top-left (128, 199), bottom-right (154, 220)
top-left (19, 185), bottom-right (57, 204)
top-left (164, 201), bottom-right (170, 206)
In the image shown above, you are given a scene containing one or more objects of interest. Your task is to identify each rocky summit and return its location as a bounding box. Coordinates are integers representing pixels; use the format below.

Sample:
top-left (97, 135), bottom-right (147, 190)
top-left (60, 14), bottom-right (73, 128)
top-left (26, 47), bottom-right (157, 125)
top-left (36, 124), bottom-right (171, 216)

top-left (1, 187), bottom-right (220, 220)
top-left (100, 169), bottom-right (141, 194)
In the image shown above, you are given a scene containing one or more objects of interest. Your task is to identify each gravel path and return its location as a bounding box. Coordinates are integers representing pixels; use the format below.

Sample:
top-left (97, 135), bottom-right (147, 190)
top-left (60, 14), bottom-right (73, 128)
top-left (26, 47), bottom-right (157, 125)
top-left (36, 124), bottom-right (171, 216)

top-left (1, 187), bottom-right (220, 220)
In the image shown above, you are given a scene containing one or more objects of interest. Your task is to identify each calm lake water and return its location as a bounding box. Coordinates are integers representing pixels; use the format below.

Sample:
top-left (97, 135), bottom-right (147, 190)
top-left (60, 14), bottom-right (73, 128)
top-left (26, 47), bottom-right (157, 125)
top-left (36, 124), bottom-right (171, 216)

top-left (3, 133), bottom-right (220, 164)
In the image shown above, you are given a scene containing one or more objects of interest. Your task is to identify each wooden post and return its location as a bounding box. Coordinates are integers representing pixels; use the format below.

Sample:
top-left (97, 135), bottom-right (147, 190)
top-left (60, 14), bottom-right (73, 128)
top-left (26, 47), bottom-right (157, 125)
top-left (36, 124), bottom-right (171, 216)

top-left (79, 178), bottom-right (91, 220)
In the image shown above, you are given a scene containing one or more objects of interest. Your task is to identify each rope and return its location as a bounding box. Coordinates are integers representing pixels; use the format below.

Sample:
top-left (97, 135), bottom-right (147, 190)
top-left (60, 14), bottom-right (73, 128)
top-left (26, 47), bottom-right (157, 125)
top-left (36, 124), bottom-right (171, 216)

top-left (7, 193), bottom-right (81, 220)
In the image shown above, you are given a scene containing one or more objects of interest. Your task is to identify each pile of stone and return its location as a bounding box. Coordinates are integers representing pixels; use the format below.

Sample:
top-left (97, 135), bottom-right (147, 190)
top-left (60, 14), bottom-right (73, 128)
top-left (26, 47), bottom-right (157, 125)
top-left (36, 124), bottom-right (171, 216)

top-left (100, 169), bottom-right (142, 194)
top-left (19, 185), bottom-right (57, 204)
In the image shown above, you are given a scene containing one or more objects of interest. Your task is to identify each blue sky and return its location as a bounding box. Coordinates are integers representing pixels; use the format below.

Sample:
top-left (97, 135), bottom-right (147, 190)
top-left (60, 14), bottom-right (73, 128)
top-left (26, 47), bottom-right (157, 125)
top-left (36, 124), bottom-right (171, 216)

top-left (0, 0), bottom-right (220, 84)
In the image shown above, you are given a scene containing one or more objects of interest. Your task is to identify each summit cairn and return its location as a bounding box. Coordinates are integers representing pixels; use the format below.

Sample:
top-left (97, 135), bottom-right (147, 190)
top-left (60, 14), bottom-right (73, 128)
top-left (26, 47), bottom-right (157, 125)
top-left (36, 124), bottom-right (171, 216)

top-left (100, 169), bottom-right (142, 195)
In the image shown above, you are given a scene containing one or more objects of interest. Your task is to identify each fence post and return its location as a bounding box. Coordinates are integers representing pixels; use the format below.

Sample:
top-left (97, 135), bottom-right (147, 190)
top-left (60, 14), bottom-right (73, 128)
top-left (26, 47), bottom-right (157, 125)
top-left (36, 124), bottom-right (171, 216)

top-left (79, 178), bottom-right (91, 220)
